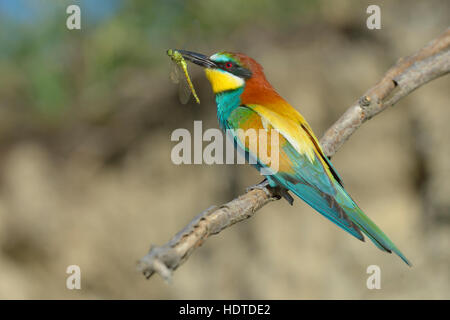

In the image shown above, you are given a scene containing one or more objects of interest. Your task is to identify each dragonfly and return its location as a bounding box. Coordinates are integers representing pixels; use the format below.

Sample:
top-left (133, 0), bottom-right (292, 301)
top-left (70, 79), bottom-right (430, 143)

top-left (167, 49), bottom-right (200, 104)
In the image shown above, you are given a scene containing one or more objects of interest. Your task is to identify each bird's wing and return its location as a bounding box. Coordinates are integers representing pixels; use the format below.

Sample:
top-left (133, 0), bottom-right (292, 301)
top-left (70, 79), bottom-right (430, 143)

top-left (244, 103), bottom-right (341, 195)
top-left (250, 102), bottom-right (344, 185)
top-left (226, 105), bottom-right (364, 240)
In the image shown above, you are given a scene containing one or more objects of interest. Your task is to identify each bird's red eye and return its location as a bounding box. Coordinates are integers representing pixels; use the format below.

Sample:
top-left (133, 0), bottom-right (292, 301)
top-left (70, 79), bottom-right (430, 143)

top-left (225, 62), bottom-right (233, 69)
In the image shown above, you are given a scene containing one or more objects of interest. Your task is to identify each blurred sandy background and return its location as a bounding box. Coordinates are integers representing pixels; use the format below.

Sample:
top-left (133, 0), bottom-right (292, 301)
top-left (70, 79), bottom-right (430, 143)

top-left (0, 0), bottom-right (449, 299)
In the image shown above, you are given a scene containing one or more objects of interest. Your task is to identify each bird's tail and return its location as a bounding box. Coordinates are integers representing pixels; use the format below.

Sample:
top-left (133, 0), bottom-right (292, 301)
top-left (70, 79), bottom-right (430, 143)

top-left (283, 176), bottom-right (411, 266)
top-left (334, 183), bottom-right (412, 266)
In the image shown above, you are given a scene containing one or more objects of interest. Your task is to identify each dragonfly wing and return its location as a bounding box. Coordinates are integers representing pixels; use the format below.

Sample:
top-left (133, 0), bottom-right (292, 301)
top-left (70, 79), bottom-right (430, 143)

top-left (169, 60), bottom-right (191, 104)
top-left (169, 60), bottom-right (180, 84)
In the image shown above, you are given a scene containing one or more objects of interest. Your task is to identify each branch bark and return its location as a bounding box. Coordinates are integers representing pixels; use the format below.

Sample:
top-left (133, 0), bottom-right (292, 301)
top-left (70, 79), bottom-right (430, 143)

top-left (138, 27), bottom-right (450, 281)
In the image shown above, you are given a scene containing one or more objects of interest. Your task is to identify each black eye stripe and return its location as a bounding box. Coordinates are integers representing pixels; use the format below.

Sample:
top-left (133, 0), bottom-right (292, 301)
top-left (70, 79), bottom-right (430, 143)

top-left (217, 62), bottom-right (252, 79)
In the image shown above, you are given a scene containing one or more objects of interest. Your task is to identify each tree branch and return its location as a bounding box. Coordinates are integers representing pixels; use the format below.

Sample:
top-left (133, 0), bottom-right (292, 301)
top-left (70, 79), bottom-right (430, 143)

top-left (320, 28), bottom-right (450, 156)
top-left (138, 27), bottom-right (450, 281)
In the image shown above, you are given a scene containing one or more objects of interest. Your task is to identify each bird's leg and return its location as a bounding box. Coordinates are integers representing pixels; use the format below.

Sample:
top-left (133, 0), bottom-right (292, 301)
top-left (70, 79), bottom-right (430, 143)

top-left (246, 178), bottom-right (294, 206)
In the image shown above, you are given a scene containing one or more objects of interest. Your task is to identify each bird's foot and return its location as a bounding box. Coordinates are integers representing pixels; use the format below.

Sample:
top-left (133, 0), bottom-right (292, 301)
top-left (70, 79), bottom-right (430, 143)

top-left (272, 186), bottom-right (294, 206)
top-left (246, 178), bottom-right (271, 196)
top-left (246, 179), bottom-right (294, 206)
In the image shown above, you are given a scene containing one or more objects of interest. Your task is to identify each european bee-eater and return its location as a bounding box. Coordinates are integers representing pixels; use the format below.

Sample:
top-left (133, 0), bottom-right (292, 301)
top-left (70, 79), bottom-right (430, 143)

top-left (177, 49), bottom-right (411, 266)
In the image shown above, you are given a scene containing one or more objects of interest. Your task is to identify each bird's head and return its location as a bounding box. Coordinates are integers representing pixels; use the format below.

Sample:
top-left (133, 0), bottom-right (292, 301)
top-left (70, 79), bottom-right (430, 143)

top-left (177, 50), bottom-right (267, 95)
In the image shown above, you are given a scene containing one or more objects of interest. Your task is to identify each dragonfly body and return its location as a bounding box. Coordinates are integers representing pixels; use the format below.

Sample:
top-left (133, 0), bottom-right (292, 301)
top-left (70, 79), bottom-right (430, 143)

top-left (176, 49), bottom-right (411, 266)
top-left (167, 49), bottom-right (200, 104)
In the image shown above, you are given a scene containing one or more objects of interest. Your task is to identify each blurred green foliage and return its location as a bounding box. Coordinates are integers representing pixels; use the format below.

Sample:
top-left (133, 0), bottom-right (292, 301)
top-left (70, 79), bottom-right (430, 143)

top-left (0, 0), bottom-right (318, 127)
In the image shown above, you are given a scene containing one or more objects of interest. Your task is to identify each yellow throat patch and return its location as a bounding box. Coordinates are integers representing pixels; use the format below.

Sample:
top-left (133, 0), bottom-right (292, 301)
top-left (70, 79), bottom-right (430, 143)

top-left (205, 69), bottom-right (245, 93)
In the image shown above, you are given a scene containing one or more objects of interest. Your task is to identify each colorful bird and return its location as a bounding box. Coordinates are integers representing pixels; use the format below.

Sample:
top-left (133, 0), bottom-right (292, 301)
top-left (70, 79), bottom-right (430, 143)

top-left (176, 49), bottom-right (411, 266)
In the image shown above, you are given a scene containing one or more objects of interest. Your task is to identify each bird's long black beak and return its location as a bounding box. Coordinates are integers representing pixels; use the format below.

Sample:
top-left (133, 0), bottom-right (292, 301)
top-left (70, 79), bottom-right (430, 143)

top-left (176, 49), bottom-right (217, 68)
